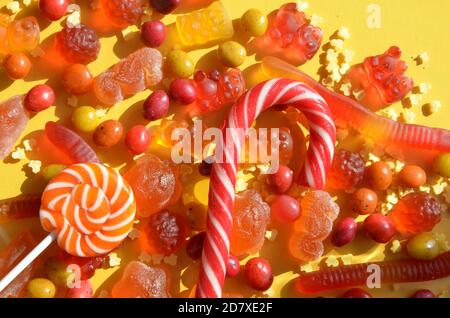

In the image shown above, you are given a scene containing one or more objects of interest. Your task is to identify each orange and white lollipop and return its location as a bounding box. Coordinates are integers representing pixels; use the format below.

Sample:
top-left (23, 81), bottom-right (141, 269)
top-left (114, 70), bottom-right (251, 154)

top-left (40, 163), bottom-right (136, 257)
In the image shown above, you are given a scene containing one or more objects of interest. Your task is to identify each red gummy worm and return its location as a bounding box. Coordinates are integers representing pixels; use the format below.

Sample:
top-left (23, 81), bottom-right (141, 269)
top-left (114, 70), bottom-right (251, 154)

top-left (0, 194), bottom-right (41, 223)
top-left (295, 251), bottom-right (450, 294)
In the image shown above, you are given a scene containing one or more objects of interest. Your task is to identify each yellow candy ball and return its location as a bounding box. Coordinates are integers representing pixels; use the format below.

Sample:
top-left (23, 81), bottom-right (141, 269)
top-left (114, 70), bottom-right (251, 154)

top-left (217, 41), bottom-right (246, 68)
top-left (435, 153), bottom-right (450, 178)
top-left (43, 164), bottom-right (67, 181)
top-left (167, 49), bottom-right (195, 78)
top-left (407, 233), bottom-right (440, 260)
top-left (45, 257), bottom-right (75, 287)
top-left (72, 106), bottom-right (99, 133)
top-left (26, 278), bottom-right (57, 298)
top-left (241, 9), bottom-right (268, 37)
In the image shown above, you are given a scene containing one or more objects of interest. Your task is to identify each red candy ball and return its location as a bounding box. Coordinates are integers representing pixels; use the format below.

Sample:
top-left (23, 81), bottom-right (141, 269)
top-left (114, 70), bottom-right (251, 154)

top-left (342, 288), bottom-right (372, 298)
top-left (266, 165), bottom-right (293, 194)
top-left (226, 254), bottom-right (240, 278)
top-left (169, 79), bottom-right (197, 105)
top-left (244, 257), bottom-right (273, 291)
top-left (39, 0), bottom-right (69, 21)
top-left (331, 217), bottom-right (358, 247)
top-left (24, 84), bottom-right (55, 112)
top-left (66, 280), bottom-right (93, 298)
top-left (125, 125), bottom-right (150, 155)
top-left (141, 21), bottom-right (167, 48)
top-left (270, 195), bottom-right (301, 223)
top-left (411, 289), bottom-right (436, 298)
top-left (186, 232), bottom-right (205, 261)
top-left (149, 0), bottom-right (180, 14)
top-left (143, 90), bottom-right (170, 121)
top-left (363, 213), bottom-right (397, 243)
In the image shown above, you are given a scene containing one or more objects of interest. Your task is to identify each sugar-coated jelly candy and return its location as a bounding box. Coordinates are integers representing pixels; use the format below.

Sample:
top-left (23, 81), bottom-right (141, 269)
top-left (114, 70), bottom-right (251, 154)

top-left (100, 0), bottom-right (143, 27)
top-left (0, 15), bottom-right (40, 55)
top-left (124, 154), bottom-right (181, 217)
top-left (389, 192), bottom-right (441, 235)
top-left (327, 149), bottom-right (365, 191)
top-left (254, 3), bottom-right (322, 66)
top-left (344, 46), bottom-right (413, 111)
top-left (93, 48), bottom-right (163, 106)
top-left (175, 1), bottom-right (234, 47)
top-left (111, 261), bottom-right (170, 298)
top-left (55, 24), bottom-right (100, 64)
top-left (230, 189), bottom-right (270, 257)
top-left (0, 96), bottom-right (29, 160)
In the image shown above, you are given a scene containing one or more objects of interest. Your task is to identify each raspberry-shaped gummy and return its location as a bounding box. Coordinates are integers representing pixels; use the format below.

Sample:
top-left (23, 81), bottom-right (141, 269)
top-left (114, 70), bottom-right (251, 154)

top-left (390, 192), bottom-right (441, 235)
top-left (56, 25), bottom-right (100, 64)
top-left (101, 0), bottom-right (143, 27)
top-left (327, 149), bottom-right (365, 190)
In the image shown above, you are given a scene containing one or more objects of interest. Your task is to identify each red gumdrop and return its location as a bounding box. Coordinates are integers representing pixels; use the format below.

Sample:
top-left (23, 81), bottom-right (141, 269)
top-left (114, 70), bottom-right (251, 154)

top-left (186, 232), bottom-right (205, 261)
top-left (389, 192), bottom-right (441, 235)
top-left (342, 288), bottom-right (372, 298)
top-left (411, 289), bottom-right (436, 298)
top-left (270, 195), bottom-right (301, 223)
top-left (55, 25), bottom-right (101, 64)
top-left (331, 217), bottom-right (357, 247)
top-left (24, 84), bottom-right (55, 112)
top-left (125, 125), bottom-right (150, 155)
top-left (101, 0), bottom-right (143, 27)
top-left (66, 280), bottom-right (93, 298)
top-left (141, 21), bottom-right (167, 48)
top-left (327, 149), bottom-right (365, 190)
top-left (39, 0), bottom-right (69, 21)
top-left (170, 79), bottom-right (197, 105)
top-left (363, 213), bottom-right (396, 243)
top-left (266, 165), bottom-right (293, 194)
top-left (244, 257), bottom-right (273, 291)
top-left (226, 254), bottom-right (240, 278)
top-left (143, 90), bottom-right (170, 121)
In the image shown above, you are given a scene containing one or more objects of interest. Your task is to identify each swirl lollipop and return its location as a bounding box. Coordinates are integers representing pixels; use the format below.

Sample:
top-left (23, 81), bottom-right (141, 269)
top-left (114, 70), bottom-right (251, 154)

top-left (0, 163), bottom-right (136, 292)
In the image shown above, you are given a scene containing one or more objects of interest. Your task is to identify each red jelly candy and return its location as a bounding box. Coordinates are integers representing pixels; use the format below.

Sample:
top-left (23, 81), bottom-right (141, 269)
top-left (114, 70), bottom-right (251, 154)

top-left (344, 46), bottom-right (413, 111)
top-left (100, 0), bottom-right (143, 27)
top-left (55, 24), bottom-right (100, 64)
top-left (389, 192), bottom-right (441, 235)
top-left (327, 149), bottom-right (365, 190)
top-left (254, 3), bottom-right (322, 66)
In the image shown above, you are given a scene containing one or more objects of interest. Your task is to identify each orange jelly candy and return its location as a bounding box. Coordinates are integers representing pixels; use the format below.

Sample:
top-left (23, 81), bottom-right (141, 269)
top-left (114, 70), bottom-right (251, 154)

top-left (124, 154), bottom-right (182, 218)
top-left (111, 261), bottom-right (170, 298)
top-left (230, 189), bottom-right (270, 257)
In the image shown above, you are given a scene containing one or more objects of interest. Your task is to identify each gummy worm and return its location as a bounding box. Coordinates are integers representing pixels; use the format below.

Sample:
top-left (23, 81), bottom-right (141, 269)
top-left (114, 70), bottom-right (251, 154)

top-left (197, 78), bottom-right (336, 298)
top-left (0, 194), bottom-right (41, 223)
top-left (295, 251), bottom-right (450, 294)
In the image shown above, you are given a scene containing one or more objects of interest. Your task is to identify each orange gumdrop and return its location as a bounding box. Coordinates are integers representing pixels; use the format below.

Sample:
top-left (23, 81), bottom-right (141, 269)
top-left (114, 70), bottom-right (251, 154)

top-left (124, 154), bottom-right (181, 218)
top-left (289, 232), bottom-right (324, 262)
top-left (230, 189), bottom-right (270, 257)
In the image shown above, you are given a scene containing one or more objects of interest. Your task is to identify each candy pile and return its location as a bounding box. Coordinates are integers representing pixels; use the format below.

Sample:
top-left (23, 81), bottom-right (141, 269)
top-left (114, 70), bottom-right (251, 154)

top-left (0, 0), bottom-right (449, 299)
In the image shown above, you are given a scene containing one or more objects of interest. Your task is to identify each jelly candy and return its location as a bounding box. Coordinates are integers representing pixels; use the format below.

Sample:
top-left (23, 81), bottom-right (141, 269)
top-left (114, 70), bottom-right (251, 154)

top-left (111, 261), bottom-right (170, 298)
top-left (344, 46), bottom-right (413, 111)
top-left (254, 3), bottom-right (322, 66)
top-left (0, 194), bottom-right (41, 224)
top-left (327, 149), bottom-right (365, 190)
top-left (261, 57), bottom-right (450, 164)
top-left (389, 192), bottom-right (441, 235)
top-left (100, 0), bottom-right (143, 27)
top-left (230, 189), bottom-right (270, 257)
top-left (0, 15), bottom-right (40, 57)
top-left (0, 96), bottom-right (29, 160)
top-left (55, 24), bottom-right (100, 64)
top-left (295, 251), bottom-right (450, 294)
top-left (124, 154), bottom-right (182, 217)
top-left (175, 1), bottom-right (234, 47)
top-left (289, 191), bottom-right (339, 261)
top-left (45, 121), bottom-right (101, 164)
top-left (139, 210), bottom-right (187, 255)
top-left (0, 231), bottom-right (39, 298)
top-left (93, 48), bottom-right (163, 106)
top-left (193, 68), bottom-right (246, 113)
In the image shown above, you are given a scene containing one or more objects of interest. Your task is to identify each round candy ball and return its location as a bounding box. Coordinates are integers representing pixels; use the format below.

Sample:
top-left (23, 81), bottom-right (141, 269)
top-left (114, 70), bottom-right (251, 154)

top-left (24, 84), bottom-right (55, 113)
top-left (241, 9), bottom-right (268, 37)
top-left (398, 165), bottom-right (427, 188)
top-left (217, 41), bottom-right (247, 68)
top-left (40, 0), bottom-right (69, 21)
top-left (435, 153), bottom-right (450, 178)
top-left (266, 165), bottom-right (293, 194)
top-left (167, 49), bottom-right (195, 78)
top-left (331, 217), bottom-right (358, 247)
top-left (406, 232), bottom-right (440, 260)
top-left (244, 257), bottom-right (273, 291)
top-left (93, 120), bottom-right (123, 148)
top-left (62, 64), bottom-right (93, 96)
top-left (226, 254), bottom-right (240, 278)
top-left (363, 213), bottom-right (396, 243)
top-left (350, 188), bottom-right (378, 215)
top-left (365, 161), bottom-right (393, 191)
top-left (3, 52), bottom-right (32, 80)
top-left (143, 90), bottom-right (170, 121)
top-left (270, 195), bottom-right (301, 223)
top-left (72, 106), bottom-right (99, 133)
top-left (125, 125), bottom-right (150, 155)
top-left (141, 21), bottom-right (167, 48)
top-left (169, 78), bottom-right (197, 105)
top-left (149, 0), bottom-right (180, 14)
top-left (26, 278), bottom-right (56, 298)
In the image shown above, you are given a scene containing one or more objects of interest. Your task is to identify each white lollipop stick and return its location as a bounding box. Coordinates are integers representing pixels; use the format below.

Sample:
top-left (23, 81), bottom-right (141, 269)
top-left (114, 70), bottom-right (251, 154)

top-left (0, 232), bottom-right (56, 293)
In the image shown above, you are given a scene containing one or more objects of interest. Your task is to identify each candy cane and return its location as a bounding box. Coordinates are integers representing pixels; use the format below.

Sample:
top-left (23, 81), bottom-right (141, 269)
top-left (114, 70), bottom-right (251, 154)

top-left (196, 78), bottom-right (336, 298)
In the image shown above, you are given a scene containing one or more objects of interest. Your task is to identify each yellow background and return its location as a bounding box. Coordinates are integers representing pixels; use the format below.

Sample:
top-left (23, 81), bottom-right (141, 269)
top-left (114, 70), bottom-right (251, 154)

top-left (0, 0), bottom-right (449, 298)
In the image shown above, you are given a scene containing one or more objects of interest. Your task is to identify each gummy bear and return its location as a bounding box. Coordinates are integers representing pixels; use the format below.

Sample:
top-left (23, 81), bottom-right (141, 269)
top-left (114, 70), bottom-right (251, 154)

top-left (124, 154), bottom-right (182, 217)
top-left (111, 261), bottom-right (170, 298)
top-left (389, 192), bottom-right (441, 235)
top-left (175, 1), bottom-right (234, 47)
top-left (0, 231), bottom-right (39, 298)
top-left (327, 149), bottom-right (365, 190)
top-left (289, 191), bottom-right (339, 262)
top-left (344, 46), bottom-right (414, 111)
top-left (0, 15), bottom-right (40, 57)
top-left (0, 96), bottom-right (29, 160)
top-left (55, 24), bottom-right (101, 64)
top-left (253, 3), bottom-right (323, 66)
top-left (193, 68), bottom-right (246, 113)
top-left (93, 48), bottom-right (163, 106)
top-left (230, 189), bottom-right (270, 257)
top-left (100, 0), bottom-right (143, 27)
top-left (139, 210), bottom-right (187, 255)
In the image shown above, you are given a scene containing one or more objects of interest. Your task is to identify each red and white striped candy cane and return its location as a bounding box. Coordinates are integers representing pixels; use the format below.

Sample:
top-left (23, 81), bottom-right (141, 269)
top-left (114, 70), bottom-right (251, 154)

top-left (196, 78), bottom-right (336, 298)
